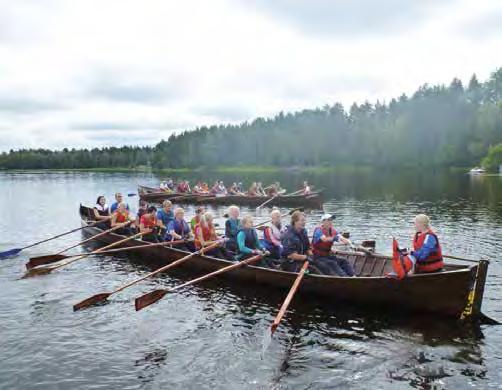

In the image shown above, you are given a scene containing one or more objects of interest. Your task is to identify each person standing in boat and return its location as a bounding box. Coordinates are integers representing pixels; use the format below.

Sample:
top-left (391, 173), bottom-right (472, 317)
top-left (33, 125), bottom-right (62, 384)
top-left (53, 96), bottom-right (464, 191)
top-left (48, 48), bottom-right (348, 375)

top-left (165, 207), bottom-right (195, 251)
top-left (93, 195), bottom-right (111, 229)
top-left (157, 200), bottom-right (174, 238)
top-left (110, 202), bottom-right (135, 236)
top-left (194, 212), bottom-right (230, 259)
top-left (311, 214), bottom-right (355, 276)
top-left (225, 205), bottom-right (241, 252)
top-left (280, 210), bottom-right (313, 272)
top-left (261, 209), bottom-right (283, 259)
top-left (110, 193), bottom-right (130, 213)
top-left (140, 206), bottom-right (160, 242)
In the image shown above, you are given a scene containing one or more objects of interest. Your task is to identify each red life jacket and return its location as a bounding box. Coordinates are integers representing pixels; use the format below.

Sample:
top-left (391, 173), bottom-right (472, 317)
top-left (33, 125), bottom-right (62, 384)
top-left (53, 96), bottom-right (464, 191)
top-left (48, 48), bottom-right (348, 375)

top-left (115, 211), bottom-right (128, 223)
top-left (195, 223), bottom-right (216, 249)
top-left (391, 238), bottom-right (414, 279)
top-left (413, 229), bottom-right (443, 273)
top-left (312, 226), bottom-right (337, 257)
top-left (141, 214), bottom-right (157, 229)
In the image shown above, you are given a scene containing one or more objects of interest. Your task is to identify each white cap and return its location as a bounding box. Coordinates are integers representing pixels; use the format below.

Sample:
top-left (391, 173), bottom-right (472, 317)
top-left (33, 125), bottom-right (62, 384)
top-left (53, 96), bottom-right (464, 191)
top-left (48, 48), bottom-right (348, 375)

top-left (321, 213), bottom-right (334, 221)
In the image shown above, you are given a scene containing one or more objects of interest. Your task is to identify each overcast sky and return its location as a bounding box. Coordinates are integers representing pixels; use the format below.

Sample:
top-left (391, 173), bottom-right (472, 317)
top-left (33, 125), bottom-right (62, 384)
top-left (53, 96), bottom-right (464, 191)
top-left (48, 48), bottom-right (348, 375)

top-left (0, 0), bottom-right (501, 151)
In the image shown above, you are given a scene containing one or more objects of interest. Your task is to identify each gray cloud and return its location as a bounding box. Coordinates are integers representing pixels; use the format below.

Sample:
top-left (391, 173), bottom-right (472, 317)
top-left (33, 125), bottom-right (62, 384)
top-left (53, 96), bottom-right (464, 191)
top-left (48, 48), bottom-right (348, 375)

top-left (244, 0), bottom-right (452, 38)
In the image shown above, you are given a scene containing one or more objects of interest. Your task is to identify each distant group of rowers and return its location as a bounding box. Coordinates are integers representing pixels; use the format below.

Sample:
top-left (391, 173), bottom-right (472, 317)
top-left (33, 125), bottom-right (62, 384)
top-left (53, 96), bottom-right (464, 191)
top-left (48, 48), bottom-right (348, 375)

top-left (93, 193), bottom-right (444, 278)
top-left (159, 179), bottom-right (313, 197)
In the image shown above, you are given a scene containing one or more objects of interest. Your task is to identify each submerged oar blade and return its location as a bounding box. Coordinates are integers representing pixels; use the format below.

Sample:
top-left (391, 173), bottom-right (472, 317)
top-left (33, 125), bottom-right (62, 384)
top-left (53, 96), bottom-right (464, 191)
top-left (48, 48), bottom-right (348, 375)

top-left (0, 248), bottom-right (22, 260)
top-left (22, 266), bottom-right (53, 279)
top-left (73, 293), bottom-right (112, 311)
top-left (260, 327), bottom-right (274, 359)
top-left (25, 254), bottom-right (69, 270)
top-left (135, 289), bottom-right (168, 311)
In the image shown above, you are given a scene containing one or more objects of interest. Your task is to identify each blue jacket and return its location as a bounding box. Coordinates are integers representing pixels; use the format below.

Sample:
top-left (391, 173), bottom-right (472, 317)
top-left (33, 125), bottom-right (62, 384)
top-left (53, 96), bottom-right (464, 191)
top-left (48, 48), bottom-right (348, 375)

top-left (165, 219), bottom-right (191, 241)
top-left (281, 225), bottom-right (311, 258)
top-left (236, 228), bottom-right (263, 260)
top-left (157, 208), bottom-right (174, 228)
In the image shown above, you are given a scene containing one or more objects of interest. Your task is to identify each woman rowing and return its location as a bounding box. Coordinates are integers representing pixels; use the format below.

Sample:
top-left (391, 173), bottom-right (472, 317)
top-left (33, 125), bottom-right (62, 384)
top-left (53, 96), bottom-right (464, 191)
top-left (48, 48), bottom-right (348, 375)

top-left (93, 195), bottom-right (111, 229)
top-left (194, 212), bottom-right (230, 259)
top-left (261, 209), bottom-right (283, 259)
top-left (224, 205), bottom-right (241, 252)
top-left (140, 206), bottom-right (160, 242)
top-left (190, 206), bottom-right (205, 233)
top-left (165, 207), bottom-right (195, 251)
top-left (235, 215), bottom-right (273, 267)
top-left (110, 202), bottom-right (135, 236)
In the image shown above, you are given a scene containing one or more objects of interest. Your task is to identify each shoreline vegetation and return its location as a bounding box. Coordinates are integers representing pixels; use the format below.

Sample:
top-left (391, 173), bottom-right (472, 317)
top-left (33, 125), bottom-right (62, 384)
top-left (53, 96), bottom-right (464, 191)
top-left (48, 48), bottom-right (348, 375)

top-left (1, 68), bottom-right (501, 172)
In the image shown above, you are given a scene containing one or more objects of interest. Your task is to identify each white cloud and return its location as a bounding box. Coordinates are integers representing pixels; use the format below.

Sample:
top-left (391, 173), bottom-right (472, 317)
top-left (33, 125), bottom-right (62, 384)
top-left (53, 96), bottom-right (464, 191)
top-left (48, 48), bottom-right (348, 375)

top-left (0, 0), bottom-right (501, 151)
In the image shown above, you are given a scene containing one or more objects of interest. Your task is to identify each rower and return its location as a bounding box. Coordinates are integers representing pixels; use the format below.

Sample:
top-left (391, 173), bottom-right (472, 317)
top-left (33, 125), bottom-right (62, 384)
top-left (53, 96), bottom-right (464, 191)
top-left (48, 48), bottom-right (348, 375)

top-left (194, 212), bottom-right (230, 259)
top-left (302, 181), bottom-right (312, 196)
top-left (218, 181), bottom-right (227, 195)
top-left (392, 214), bottom-right (444, 278)
top-left (156, 200), bottom-right (174, 237)
top-left (165, 207), bottom-right (194, 251)
top-left (311, 214), bottom-right (355, 276)
top-left (236, 215), bottom-right (271, 265)
top-left (191, 206), bottom-right (205, 233)
top-left (261, 209), bottom-right (283, 259)
top-left (224, 205), bottom-right (241, 252)
top-left (248, 182), bottom-right (258, 196)
top-left (228, 182), bottom-right (240, 195)
top-left (93, 195), bottom-right (111, 229)
top-left (210, 181), bottom-right (219, 195)
top-left (110, 193), bottom-right (130, 213)
top-left (110, 202), bottom-right (135, 235)
top-left (256, 182), bottom-right (266, 196)
top-left (280, 211), bottom-right (313, 272)
top-left (140, 206), bottom-right (160, 242)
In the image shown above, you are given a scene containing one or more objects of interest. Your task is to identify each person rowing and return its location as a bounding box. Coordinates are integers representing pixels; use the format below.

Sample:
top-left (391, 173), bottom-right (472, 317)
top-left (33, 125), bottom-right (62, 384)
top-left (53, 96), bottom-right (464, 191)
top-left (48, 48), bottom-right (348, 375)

top-left (256, 182), bottom-right (267, 196)
top-left (110, 203), bottom-right (135, 236)
top-left (194, 212), bottom-right (230, 259)
top-left (157, 200), bottom-right (174, 237)
top-left (177, 180), bottom-right (191, 193)
top-left (266, 182), bottom-right (283, 197)
top-left (224, 205), bottom-right (241, 252)
top-left (280, 210), bottom-right (313, 272)
top-left (391, 214), bottom-right (444, 278)
top-left (228, 182), bottom-right (243, 195)
top-left (164, 207), bottom-right (194, 251)
top-left (218, 181), bottom-right (227, 195)
top-left (248, 182), bottom-right (258, 196)
top-left (110, 192), bottom-right (130, 213)
top-left (191, 206), bottom-right (205, 233)
top-left (139, 206), bottom-right (160, 242)
top-left (261, 209), bottom-right (283, 259)
top-left (93, 195), bottom-right (111, 229)
top-left (302, 181), bottom-right (312, 196)
top-left (236, 215), bottom-right (272, 267)
top-left (311, 214), bottom-right (355, 276)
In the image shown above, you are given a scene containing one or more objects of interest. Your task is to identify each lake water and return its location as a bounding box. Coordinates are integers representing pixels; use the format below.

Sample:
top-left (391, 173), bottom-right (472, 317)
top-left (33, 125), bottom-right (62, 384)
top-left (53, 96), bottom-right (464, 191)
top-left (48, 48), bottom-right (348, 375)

top-left (0, 170), bottom-right (501, 389)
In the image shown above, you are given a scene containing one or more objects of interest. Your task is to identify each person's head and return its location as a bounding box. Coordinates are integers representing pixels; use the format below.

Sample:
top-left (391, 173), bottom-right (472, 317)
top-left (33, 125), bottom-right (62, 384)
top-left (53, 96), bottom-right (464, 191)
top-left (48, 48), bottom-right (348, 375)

top-left (414, 214), bottom-right (430, 232)
top-left (96, 195), bottom-right (106, 206)
top-left (147, 206), bottom-right (157, 216)
top-left (227, 205), bottom-right (240, 219)
top-left (320, 214), bottom-right (334, 229)
top-left (162, 200), bottom-right (172, 211)
top-left (174, 207), bottom-right (185, 220)
top-left (303, 181), bottom-right (308, 186)
top-left (241, 214), bottom-right (254, 229)
top-left (270, 209), bottom-right (281, 225)
top-left (115, 192), bottom-right (123, 202)
top-left (201, 212), bottom-right (214, 227)
top-left (139, 200), bottom-right (148, 209)
top-left (117, 202), bottom-right (127, 213)
top-left (291, 210), bottom-right (306, 230)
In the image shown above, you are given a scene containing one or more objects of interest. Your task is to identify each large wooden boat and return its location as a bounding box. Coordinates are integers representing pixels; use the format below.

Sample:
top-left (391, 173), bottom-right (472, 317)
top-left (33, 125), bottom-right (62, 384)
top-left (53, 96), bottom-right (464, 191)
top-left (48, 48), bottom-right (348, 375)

top-left (79, 205), bottom-right (490, 320)
top-left (138, 185), bottom-right (324, 208)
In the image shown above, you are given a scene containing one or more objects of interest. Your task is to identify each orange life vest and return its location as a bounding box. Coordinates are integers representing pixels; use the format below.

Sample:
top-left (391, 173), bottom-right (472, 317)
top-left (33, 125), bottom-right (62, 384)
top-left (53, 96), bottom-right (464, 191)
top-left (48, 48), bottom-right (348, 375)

top-left (115, 210), bottom-right (129, 223)
top-left (195, 223), bottom-right (216, 249)
top-left (141, 214), bottom-right (157, 229)
top-left (413, 229), bottom-right (443, 273)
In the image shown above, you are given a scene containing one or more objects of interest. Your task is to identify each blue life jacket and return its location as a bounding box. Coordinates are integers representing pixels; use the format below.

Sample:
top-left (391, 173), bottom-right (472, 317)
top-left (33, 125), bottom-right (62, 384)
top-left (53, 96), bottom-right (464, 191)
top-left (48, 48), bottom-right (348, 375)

top-left (238, 228), bottom-right (259, 252)
top-left (165, 219), bottom-right (190, 241)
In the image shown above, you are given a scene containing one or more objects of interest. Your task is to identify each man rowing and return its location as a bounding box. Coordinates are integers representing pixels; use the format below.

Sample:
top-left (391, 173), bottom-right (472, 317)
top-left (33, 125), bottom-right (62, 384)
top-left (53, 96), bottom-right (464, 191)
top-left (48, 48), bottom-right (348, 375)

top-left (156, 200), bottom-right (174, 236)
top-left (110, 193), bottom-right (130, 213)
top-left (224, 205), bottom-right (241, 252)
top-left (311, 214), bottom-right (354, 276)
top-left (165, 207), bottom-right (194, 251)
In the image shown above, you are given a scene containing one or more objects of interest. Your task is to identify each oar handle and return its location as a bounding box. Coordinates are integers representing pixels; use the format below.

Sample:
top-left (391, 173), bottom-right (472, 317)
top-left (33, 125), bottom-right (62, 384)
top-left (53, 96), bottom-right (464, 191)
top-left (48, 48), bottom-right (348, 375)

top-left (114, 241), bottom-right (221, 295)
top-left (256, 194), bottom-right (279, 209)
top-left (271, 261), bottom-right (309, 334)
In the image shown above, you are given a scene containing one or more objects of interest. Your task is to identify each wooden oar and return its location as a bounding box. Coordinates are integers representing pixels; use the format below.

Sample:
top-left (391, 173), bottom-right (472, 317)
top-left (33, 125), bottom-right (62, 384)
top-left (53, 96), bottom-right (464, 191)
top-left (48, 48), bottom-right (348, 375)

top-left (443, 254), bottom-right (480, 264)
top-left (73, 241), bottom-right (220, 311)
top-left (254, 207), bottom-right (303, 229)
top-left (256, 194), bottom-right (279, 210)
top-left (26, 221), bottom-right (133, 269)
top-left (0, 220), bottom-right (103, 260)
top-left (270, 261), bottom-right (309, 335)
top-left (135, 254), bottom-right (263, 311)
top-left (22, 231), bottom-right (148, 278)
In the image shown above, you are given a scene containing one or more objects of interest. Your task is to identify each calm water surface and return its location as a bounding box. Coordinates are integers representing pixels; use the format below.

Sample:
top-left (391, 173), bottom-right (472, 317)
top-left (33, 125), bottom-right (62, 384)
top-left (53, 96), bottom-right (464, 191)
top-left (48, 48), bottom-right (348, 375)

top-left (0, 171), bottom-right (501, 389)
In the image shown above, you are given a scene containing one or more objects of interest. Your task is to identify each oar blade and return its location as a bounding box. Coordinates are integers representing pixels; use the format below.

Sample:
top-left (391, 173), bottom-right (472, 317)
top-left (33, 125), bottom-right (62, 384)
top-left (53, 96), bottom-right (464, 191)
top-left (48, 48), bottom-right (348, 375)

top-left (25, 254), bottom-right (69, 270)
top-left (135, 289), bottom-right (168, 311)
top-left (0, 248), bottom-right (22, 260)
top-left (73, 293), bottom-right (111, 311)
top-left (260, 326), bottom-right (274, 359)
top-left (21, 266), bottom-right (53, 279)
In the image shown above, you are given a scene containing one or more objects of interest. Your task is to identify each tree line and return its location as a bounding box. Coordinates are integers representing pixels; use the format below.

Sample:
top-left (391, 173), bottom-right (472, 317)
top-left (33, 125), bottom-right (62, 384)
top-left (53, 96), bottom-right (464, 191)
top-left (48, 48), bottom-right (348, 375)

top-left (1, 68), bottom-right (501, 170)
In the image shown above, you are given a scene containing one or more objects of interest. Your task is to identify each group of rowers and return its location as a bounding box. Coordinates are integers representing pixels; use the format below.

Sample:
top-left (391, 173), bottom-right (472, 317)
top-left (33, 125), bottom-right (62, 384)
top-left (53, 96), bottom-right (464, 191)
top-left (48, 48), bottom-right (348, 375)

top-left (158, 179), bottom-right (313, 197)
top-left (93, 193), bottom-right (444, 278)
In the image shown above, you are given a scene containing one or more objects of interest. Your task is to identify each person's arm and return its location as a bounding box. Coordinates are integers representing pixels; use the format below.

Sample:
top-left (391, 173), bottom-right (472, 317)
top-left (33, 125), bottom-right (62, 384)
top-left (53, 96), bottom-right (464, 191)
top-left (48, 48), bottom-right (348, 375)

top-left (110, 213), bottom-right (118, 227)
top-left (255, 232), bottom-right (265, 251)
top-left (139, 217), bottom-right (148, 233)
top-left (411, 234), bottom-right (437, 261)
top-left (265, 227), bottom-right (280, 247)
top-left (237, 231), bottom-right (254, 255)
top-left (167, 221), bottom-right (181, 240)
top-left (282, 237), bottom-right (308, 261)
top-left (93, 208), bottom-right (110, 221)
top-left (156, 212), bottom-right (165, 228)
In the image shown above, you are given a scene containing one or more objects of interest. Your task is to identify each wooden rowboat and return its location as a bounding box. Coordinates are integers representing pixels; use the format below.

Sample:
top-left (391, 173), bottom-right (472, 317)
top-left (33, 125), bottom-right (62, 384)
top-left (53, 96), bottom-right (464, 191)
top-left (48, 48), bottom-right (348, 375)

top-left (78, 205), bottom-right (490, 320)
top-left (138, 185), bottom-right (324, 208)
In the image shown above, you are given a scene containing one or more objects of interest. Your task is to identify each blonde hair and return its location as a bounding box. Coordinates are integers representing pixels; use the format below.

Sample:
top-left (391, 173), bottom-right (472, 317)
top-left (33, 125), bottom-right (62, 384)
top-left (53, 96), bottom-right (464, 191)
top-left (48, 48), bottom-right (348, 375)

top-left (174, 207), bottom-right (184, 217)
top-left (162, 200), bottom-right (172, 208)
top-left (415, 214), bottom-right (430, 228)
top-left (291, 210), bottom-right (305, 226)
top-left (227, 205), bottom-right (240, 216)
top-left (241, 214), bottom-right (254, 226)
top-left (200, 212), bottom-right (214, 226)
top-left (270, 209), bottom-right (281, 218)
